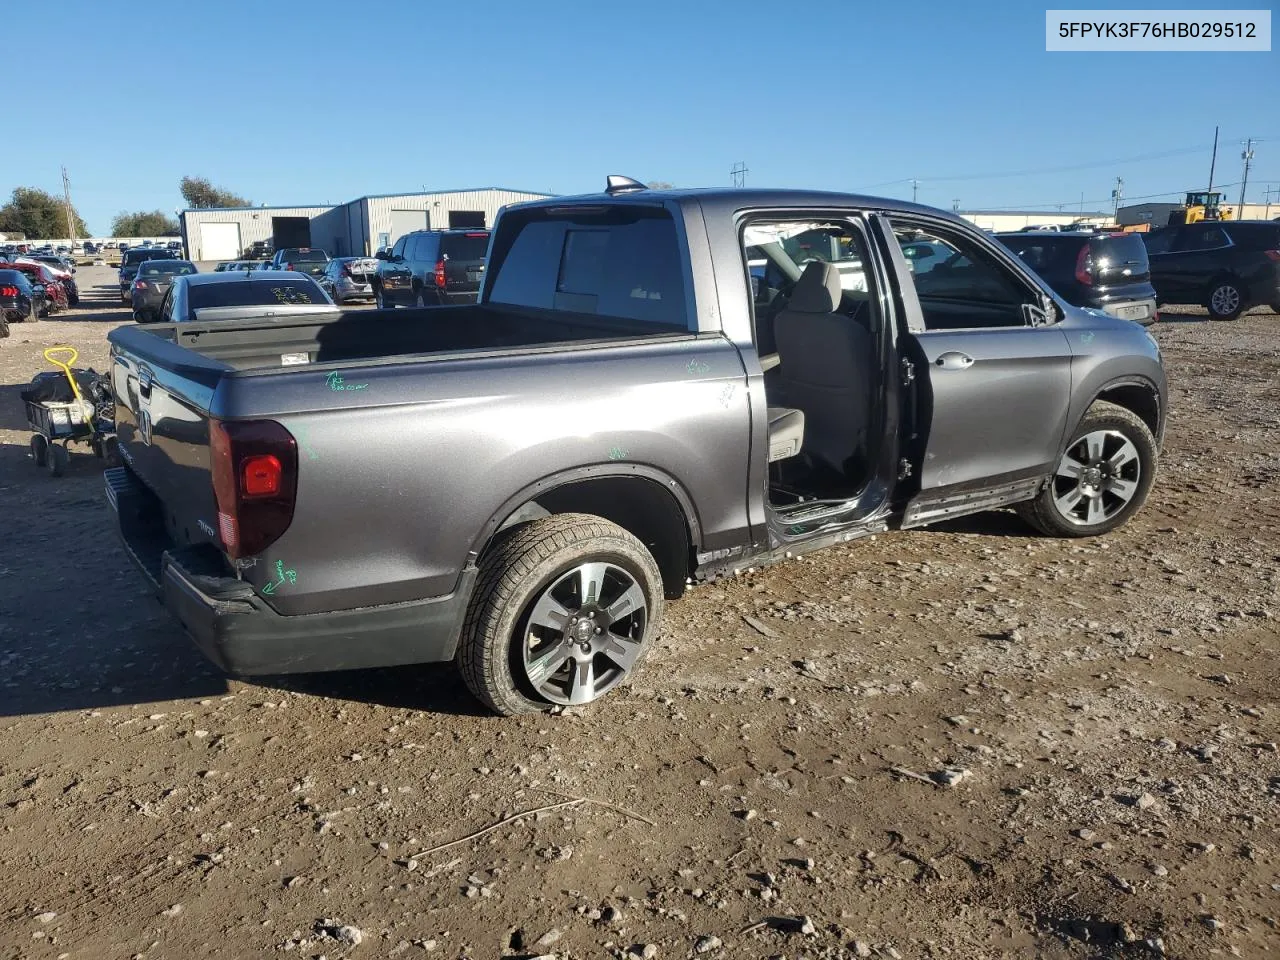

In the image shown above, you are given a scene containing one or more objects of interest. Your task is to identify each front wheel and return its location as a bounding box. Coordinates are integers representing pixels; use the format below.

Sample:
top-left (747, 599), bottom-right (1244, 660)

top-left (374, 287), bottom-right (387, 309)
top-left (1207, 280), bottom-right (1245, 321)
top-left (47, 443), bottom-right (69, 477)
top-left (457, 514), bottom-right (664, 716)
top-left (1017, 401), bottom-right (1157, 538)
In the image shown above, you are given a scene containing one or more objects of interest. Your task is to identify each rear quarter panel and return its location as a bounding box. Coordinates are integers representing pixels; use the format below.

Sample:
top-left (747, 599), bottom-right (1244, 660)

top-left (218, 336), bottom-right (753, 615)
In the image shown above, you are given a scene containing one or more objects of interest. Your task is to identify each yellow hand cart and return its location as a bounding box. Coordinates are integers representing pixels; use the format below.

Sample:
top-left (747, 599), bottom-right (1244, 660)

top-left (21, 346), bottom-right (118, 477)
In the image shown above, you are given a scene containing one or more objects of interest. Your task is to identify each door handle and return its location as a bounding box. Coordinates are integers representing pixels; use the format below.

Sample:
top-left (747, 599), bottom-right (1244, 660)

top-left (935, 351), bottom-right (974, 370)
top-left (138, 367), bottom-right (154, 400)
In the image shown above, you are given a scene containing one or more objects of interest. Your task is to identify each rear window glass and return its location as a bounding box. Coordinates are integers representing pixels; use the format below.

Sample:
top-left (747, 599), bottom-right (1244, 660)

top-left (189, 278), bottom-right (322, 308)
top-left (1089, 233), bottom-right (1149, 265)
top-left (141, 261), bottom-right (196, 277)
top-left (439, 234), bottom-right (490, 261)
top-left (1228, 224), bottom-right (1280, 249)
top-left (281, 249), bottom-right (327, 262)
top-left (489, 211), bottom-right (688, 329)
top-left (0, 269), bottom-right (29, 286)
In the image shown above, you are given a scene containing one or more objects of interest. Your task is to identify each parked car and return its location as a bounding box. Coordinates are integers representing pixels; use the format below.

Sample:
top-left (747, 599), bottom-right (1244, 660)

top-left (1141, 220), bottom-right (1280, 320)
top-left (119, 247), bottom-right (180, 302)
top-left (4, 261), bottom-right (65, 315)
top-left (373, 229), bottom-right (490, 307)
top-left (146, 270), bottom-right (336, 323)
top-left (83, 241), bottom-right (99, 254)
top-left (22, 254), bottom-right (80, 305)
top-left (318, 256), bottom-right (379, 304)
top-left (244, 240), bottom-right (273, 261)
top-left (131, 259), bottom-right (198, 321)
top-left (268, 247), bottom-right (329, 277)
top-left (995, 231), bottom-right (1157, 325)
top-left (166, 240), bottom-right (183, 253)
top-left (106, 180), bottom-right (1167, 716)
top-left (0, 267), bottom-right (38, 330)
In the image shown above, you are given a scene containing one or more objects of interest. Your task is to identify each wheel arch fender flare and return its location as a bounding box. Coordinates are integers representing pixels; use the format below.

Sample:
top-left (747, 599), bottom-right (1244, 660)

top-left (467, 462), bottom-right (705, 591)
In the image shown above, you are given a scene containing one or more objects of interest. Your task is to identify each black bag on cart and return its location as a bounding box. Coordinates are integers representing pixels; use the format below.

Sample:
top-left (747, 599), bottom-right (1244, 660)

top-left (21, 368), bottom-right (114, 423)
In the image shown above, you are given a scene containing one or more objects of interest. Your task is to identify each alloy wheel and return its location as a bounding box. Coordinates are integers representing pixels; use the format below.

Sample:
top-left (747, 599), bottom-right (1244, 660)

top-left (1050, 429), bottom-right (1142, 526)
top-left (519, 561), bottom-right (648, 706)
top-left (1210, 284), bottom-right (1240, 316)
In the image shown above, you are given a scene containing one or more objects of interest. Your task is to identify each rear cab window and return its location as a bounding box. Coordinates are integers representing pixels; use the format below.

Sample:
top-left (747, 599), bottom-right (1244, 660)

top-left (487, 206), bottom-right (690, 330)
top-left (189, 278), bottom-right (322, 309)
top-left (439, 233), bottom-right (490, 261)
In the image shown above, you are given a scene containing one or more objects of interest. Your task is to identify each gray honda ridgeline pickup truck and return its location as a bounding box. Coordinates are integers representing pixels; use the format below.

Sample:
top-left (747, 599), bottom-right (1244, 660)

top-left (106, 177), bottom-right (1167, 716)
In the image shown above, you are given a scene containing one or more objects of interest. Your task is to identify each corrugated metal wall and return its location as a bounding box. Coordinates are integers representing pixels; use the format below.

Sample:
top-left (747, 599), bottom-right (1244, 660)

top-left (182, 207), bottom-right (329, 261)
top-left (181, 190), bottom-right (551, 260)
top-left (360, 190), bottom-right (549, 254)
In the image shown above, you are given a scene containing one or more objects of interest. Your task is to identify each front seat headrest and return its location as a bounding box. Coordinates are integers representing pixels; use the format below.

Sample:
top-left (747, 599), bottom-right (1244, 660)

top-left (787, 260), bottom-right (843, 313)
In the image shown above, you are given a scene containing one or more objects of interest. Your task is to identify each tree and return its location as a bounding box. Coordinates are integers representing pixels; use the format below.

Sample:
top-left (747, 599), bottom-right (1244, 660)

top-left (0, 187), bottom-right (90, 239)
top-left (180, 176), bottom-right (250, 209)
top-left (112, 210), bottom-right (180, 237)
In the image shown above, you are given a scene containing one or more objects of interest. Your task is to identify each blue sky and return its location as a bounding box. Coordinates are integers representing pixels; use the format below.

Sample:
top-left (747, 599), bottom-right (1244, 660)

top-left (7, 0), bottom-right (1278, 234)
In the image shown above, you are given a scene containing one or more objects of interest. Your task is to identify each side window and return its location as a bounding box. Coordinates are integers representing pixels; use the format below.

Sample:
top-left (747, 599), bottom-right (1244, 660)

top-left (1177, 224), bottom-right (1229, 251)
top-left (1142, 230), bottom-right (1174, 256)
top-left (891, 221), bottom-right (1039, 330)
top-left (390, 236), bottom-right (408, 259)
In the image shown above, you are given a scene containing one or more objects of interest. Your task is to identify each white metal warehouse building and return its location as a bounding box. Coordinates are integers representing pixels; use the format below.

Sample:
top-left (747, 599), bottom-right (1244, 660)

top-left (180, 187), bottom-right (552, 261)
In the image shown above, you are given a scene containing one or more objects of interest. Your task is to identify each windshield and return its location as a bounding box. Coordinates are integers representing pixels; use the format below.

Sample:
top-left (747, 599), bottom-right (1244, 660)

top-left (189, 278), bottom-right (323, 309)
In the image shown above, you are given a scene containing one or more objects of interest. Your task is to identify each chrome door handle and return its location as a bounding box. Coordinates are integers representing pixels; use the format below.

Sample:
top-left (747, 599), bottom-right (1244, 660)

top-left (935, 351), bottom-right (974, 370)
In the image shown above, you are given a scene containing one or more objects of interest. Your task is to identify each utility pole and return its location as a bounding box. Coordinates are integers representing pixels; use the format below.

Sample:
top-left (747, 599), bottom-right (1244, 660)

top-left (1111, 177), bottom-right (1124, 220)
top-left (910, 179), bottom-right (919, 203)
top-left (1238, 139), bottom-right (1255, 211)
top-left (1207, 125), bottom-right (1219, 191)
top-left (729, 161), bottom-right (748, 188)
top-left (951, 198), bottom-right (960, 212)
top-left (61, 166), bottom-right (76, 245)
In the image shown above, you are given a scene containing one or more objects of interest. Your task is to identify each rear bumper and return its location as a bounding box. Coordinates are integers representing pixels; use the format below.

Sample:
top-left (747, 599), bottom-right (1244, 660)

top-left (105, 467), bottom-right (475, 676)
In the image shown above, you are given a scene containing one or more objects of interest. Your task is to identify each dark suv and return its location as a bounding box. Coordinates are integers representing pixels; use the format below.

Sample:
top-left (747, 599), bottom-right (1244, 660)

top-left (374, 229), bottom-right (490, 307)
top-left (996, 231), bottom-right (1157, 325)
top-left (119, 248), bottom-right (179, 303)
top-left (1141, 220), bottom-right (1280, 320)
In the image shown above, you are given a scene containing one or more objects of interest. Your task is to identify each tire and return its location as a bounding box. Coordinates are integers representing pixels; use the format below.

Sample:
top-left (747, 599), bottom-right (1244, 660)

top-left (414, 290), bottom-right (427, 308)
top-left (457, 513), bottom-right (665, 716)
top-left (374, 287), bottom-right (388, 309)
top-left (68, 292), bottom-right (79, 307)
top-left (1206, 279), bottom-right (1245, 321)
top-left (30, 434), bottom-right (48, 467)
top-left (47, 443), bottom-right (69, 478)
top-left (1017, 400), bottom-right (1157, 538)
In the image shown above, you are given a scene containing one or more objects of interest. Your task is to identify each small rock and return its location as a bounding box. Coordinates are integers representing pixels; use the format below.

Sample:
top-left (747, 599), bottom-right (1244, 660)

top-left (1202, 915), bottom-right (1223, 932)
top-left (1136, 792), bottom-right (1157, 811)
top-left (931, 768), bottom-right (972, 788)
top-left (335, 925), bottom-right (363, 945)
top-left (630, 946), bottom-right (658, 959)
top-left (35, 912), bottom-right (56, 924)
top-left (733, 809), bottom-right (757, 821)
top-left (161, 904), bottom-right (183, 918)
top-left (536, 928), bottom-right (562, 948)
top-left (852, 942), bottom-right (873, 958)
top-left (798, 915), bottom-right (816, 935)
top-left (1150, 863), bottom-right (1169, 877)
top-left (695, 934), bottom-right (723, 953)
top-left (1074, 828), bottom-right (1097, 841)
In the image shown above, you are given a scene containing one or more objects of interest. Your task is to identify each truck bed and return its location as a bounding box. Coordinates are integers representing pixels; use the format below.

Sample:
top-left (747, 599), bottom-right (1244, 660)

top-left (131, 303), bottom-right (690, 372)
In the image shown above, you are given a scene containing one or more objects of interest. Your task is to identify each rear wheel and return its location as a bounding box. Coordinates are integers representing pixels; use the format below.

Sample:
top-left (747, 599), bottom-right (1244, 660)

top-left (47, 443), bottom-right (68, 477)
top-left (1017, 401), bottom-right (1157, 538)
top-left (1207, 279), bottom-right (1245, 321)
top-left (414, 290), bottom-right (427, 308)
top-left (374, 287), bottom-right (388, 309)
top-left (457, 514), bottom-right (664, 716)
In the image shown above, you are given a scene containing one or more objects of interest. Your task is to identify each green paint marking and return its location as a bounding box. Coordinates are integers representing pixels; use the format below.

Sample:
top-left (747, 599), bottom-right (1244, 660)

top-left (686, 358), bottom-right (711, 376)
top-left (261, 559), bottom-right (298, 596)
top-left (292, 424), bottom-right (321, 462)
top-left (1080, 332), bottom-right (1096, 344)
top-left (608, 445), bottom-right (628, 461)
top-left (326, 372), bottom-right (369, 392)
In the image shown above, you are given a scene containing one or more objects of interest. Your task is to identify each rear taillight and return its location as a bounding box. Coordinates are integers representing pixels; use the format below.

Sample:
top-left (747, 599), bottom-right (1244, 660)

top-left (0, 284), bottom-right (17, 297)
top-left (209, 419), bottom-right (297, 559)
top-left (1264, 249), bottom-right (1280, 262)
top-left (1074, 245), bottom-right (1093, 286)
top-left (134, 280), bottom-right (147, 289)
top-left (434, 259), bottom-right (446, 288)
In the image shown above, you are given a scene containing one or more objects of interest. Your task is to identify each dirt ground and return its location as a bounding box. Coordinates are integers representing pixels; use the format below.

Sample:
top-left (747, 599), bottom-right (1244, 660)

top-left (1, 266), bottom-right (1276, 960)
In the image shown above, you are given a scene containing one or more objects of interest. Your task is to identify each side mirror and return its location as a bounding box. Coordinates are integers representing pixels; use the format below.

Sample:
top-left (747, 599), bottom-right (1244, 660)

top-left (375, 250), bottom-right (388, 261)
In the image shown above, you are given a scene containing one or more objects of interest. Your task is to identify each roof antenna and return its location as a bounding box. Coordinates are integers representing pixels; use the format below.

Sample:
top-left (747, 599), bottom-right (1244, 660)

top-left (605, 175), bottom-right (647, 195)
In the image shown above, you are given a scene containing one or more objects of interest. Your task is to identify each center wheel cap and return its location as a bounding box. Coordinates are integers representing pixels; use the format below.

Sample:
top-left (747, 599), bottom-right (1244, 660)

top-left (572, 619), bottom-right (595, 643)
